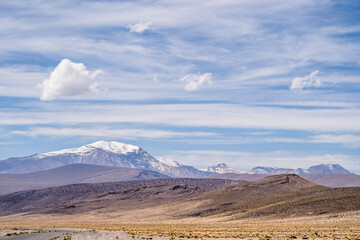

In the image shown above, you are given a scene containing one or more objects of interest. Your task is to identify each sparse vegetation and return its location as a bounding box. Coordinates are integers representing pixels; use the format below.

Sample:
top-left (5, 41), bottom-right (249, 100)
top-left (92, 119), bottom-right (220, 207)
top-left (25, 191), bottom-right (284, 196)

top-left (1, 218), bottom-right (359, 239)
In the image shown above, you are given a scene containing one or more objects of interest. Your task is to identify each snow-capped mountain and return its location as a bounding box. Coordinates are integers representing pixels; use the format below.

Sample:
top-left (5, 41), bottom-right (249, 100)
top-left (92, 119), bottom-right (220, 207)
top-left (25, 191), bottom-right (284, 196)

top-left (202, 163), bottom-right (243, 174)
top-left (0, 141), bottom-right (214, 178)
top-left (305, 164), bottom-right (353, 174)
top-left (202, 163), bottom-right (353, 175)
top-left (156, 157), bottom-right (215, 178)
top-left (248, 167), bottom-right (307, 175)
top-left (248, 164), bottom-right (352, 175)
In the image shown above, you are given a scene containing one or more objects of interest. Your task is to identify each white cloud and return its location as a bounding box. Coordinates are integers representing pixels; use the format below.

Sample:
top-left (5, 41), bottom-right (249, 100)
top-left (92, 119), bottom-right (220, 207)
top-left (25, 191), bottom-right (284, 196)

top-left (127, 21), bottom-right (152, 33)
top-left (259, 134), bottom-right (360, 147)
top-left (153, 73), bottom-right (158, 82)
top-left (261, 101), bottom-right (356, 108)
top-left (38, 59), bottom-right (103, 101)
top-left (290, 70), bottom-right (322, 90)
top-left (310, 134), bottom-right (360, 147)
top-left (1, 103), bottom-right (360, 132)
top-left (12, 127), bottom-right (216, 139)
top-left (179, 73), bottom-right (213, 91)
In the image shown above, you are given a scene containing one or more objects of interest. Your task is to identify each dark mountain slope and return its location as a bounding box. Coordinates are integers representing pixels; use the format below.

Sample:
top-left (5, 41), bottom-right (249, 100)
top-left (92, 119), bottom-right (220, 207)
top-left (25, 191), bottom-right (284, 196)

top-left (0, 163), bottom-right (170, 195)
top-left (0, 178), bottom-right (241, 216)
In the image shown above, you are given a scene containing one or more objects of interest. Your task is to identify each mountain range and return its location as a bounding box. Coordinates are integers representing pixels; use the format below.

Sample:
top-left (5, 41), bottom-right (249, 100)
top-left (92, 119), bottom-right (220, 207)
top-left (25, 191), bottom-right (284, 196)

top-left (0, 141), bottom-right (213, 178)
top-left (203, 163), bottom-right (353, 175)
top-left (0, 141), bottom-right (355, 180)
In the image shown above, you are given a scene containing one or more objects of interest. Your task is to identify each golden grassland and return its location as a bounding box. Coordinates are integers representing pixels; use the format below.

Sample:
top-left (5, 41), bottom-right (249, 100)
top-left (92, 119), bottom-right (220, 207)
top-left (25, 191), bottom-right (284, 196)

top-left (1, 211), bottom-right (360, 239)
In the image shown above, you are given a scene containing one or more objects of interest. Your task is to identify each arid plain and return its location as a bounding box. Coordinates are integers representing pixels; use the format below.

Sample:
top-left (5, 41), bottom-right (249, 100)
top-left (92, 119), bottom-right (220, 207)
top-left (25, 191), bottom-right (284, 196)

top-left (1, 175), bottom-right (360, 239)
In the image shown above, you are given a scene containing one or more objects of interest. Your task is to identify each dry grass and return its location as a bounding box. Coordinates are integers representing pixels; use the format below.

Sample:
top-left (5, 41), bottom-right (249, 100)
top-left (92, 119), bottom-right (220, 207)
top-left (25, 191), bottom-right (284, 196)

top-left (1, 211), bottom-right (359, 239)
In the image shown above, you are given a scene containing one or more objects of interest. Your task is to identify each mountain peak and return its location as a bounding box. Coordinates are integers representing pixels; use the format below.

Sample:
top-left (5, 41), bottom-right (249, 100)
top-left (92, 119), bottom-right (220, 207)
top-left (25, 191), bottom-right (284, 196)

top-left (36, 140), bottom-right (140, 159)
top-left (85, 141), bottom-right (140, 154)
top-left (203, 163), bottom-right (242, 174)
top-left (306, 163), bottom-right (352, 174)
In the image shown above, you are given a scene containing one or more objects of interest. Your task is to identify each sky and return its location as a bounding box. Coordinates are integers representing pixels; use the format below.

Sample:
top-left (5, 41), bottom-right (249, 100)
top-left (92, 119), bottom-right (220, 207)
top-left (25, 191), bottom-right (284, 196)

top-left (0, 0), bottom-right (360, 173)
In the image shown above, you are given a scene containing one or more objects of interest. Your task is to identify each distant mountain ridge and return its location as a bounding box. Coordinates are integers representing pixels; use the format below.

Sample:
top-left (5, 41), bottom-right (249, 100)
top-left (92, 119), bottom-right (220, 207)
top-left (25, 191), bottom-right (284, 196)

top-left (0, 141), bottom-right (213, 178)
top-left (249, 164), bottom-right (353, 175)
top-left (201, 163), bottom-right (243, 174)
top-left (204, 163), bottom-right (353, 175)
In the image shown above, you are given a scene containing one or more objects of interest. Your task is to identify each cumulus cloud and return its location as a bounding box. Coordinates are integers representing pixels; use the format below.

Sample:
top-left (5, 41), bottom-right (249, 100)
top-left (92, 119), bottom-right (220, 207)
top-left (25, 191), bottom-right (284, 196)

top-left (38, 59), bottom-right (103, 101)
top-left (127, 21), bottom-right (152, 33)
top-left (290, 70), bottom-right (322, 90)
top-left (179, 73), bottom-right (213, 91)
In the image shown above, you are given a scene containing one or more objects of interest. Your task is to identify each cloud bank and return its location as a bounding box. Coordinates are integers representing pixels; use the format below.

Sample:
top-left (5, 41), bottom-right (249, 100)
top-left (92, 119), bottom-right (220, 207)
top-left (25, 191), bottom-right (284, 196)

top-left (179, 73), bottom-right (213, 91)
top-left (38, 59), bottom-right (103, 101)
top-left (127, 21), bottom-right (152, 33)
top-left (290, 70), bottom-right (322, 90)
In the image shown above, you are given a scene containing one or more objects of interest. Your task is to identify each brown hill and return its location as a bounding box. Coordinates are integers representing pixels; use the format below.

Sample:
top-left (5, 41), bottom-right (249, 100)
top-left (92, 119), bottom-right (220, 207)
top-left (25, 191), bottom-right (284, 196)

top-left (1, 174), bottom-right (359, 221)
top-left (208, 173), bottom-right (360, 187)
top-left (0, 178), bottom-right (241, 216)
top-left (0, 163), bottom-right (170, 195)
top-left (185, 174), bottom-right (360, 218)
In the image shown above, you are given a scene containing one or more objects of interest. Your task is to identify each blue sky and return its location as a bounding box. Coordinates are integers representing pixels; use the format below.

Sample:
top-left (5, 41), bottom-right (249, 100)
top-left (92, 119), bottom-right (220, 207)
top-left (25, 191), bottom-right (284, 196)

top-left (0, 0), bottom-right (360, 172)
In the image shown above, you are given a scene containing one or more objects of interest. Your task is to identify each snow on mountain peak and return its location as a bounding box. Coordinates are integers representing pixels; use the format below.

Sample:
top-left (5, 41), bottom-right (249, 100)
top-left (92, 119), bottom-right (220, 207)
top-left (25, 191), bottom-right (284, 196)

top-left (203, 163), bottom-right (242, 174)
top-left (85, 141), bottom-right (139, 154)
top-left (38, 141), bottom-right (139, 159)
top-left (156, 157), bottom-right (181, 167)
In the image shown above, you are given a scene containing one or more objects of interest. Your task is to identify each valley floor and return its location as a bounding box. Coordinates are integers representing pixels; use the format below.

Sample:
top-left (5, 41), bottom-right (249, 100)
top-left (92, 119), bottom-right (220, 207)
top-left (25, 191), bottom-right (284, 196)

top-left (0, 210), bottom-right (360, 239)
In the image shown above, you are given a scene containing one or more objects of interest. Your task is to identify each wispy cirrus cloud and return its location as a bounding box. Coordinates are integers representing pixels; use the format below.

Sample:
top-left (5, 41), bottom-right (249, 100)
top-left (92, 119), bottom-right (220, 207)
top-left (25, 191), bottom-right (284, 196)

top-left (1, 103), bottom-right (360, 132)
top-left (38, 59), bottom-right (103, 101)
top-left (12, 127), bottom-right (216, 139)
top-left (310, 134), bottom-right (360, 147)
top-left (1, 0), bottom-right (360, 169)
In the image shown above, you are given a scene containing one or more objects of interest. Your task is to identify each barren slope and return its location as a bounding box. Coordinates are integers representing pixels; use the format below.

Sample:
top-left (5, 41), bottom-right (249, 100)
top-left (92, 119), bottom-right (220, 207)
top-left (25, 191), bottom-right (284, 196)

top-left (186, 174), bottom-right (360, 218)
top-left (0, 163), bottom-right (170, 195)
top-left (0, 178), bottom-right (241, 216)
